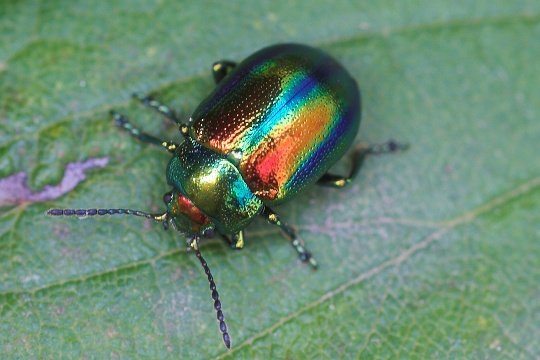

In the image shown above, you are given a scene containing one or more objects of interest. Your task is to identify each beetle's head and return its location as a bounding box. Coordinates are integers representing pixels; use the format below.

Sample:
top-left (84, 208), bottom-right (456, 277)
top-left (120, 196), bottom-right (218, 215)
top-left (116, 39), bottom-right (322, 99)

top-left (162, 190), bottom-right (215, 238)
top-left (166, 138), bottom-right (263, 234)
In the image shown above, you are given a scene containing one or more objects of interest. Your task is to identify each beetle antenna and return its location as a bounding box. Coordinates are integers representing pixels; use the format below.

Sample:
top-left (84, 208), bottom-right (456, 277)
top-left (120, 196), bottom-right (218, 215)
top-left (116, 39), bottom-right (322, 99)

top-left (47, 208), bottom-right (168, 223)
top-left (191, 238), bottom-right (231, 349)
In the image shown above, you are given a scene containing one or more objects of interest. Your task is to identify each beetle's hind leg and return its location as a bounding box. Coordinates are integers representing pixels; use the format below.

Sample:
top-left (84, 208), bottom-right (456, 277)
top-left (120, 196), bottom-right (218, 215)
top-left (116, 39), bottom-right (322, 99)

top-left (317, 139), bottom-right (409, 188)
top-left (111, 111), bottom-right (179, 153)
top-left (212, 60), bottom-right (237, 84)
top-left (262, 207), bottom-right (317, 269)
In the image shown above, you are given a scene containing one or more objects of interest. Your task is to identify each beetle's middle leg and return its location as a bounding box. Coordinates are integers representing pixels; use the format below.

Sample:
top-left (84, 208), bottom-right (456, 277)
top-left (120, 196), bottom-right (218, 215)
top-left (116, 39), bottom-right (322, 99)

top-left (317, 139), bottom-right (409, 188)
top-left (220, 231), bottom-right (244, 249)
top-left (111, 111), bottom-right (179, 153)
top-left (212, 60), bottom-right (237, 84)
top-left (262, 207), bottom-right (318, 269)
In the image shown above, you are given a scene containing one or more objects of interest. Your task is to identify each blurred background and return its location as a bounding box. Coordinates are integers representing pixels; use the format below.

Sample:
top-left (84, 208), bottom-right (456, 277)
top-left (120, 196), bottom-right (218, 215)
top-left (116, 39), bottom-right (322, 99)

top-left (0, 1), bottom-right (539, 359)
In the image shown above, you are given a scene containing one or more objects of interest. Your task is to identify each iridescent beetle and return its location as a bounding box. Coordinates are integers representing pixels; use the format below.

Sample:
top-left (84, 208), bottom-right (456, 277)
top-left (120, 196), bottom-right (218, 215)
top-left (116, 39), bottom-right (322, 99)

top-left (48, 44), bottom-right (407, 348)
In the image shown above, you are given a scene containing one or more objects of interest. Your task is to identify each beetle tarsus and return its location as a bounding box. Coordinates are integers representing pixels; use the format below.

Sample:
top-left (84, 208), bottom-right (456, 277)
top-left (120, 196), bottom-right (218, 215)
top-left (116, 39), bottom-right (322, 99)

top-left (367, 139), bottom-right (410, 154)
top-left (299, 250), bottom-right (318, 269)
top-left (233, 231), bottom-right (244, 249)
top-left (220, 234), bottom-right (234, 248)
top-left (133, 93), bottom-right (185, 125)
top-left (212, 60), bottom-right (237, 84)
top-left (110, 111), bottom-right (179, 153)
top-left (262, 207), bottom-right (318, 269)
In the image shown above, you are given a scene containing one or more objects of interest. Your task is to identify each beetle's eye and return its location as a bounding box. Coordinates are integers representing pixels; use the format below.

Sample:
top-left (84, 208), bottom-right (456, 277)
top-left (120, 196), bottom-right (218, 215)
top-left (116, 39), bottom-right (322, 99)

top-left (163, 192), bottom-right (173, 205)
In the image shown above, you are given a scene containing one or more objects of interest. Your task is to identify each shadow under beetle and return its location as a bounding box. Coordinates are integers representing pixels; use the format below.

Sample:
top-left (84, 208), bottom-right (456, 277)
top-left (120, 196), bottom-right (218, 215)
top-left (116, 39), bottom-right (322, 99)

top-left (48, 44), bottom-right (408, 348)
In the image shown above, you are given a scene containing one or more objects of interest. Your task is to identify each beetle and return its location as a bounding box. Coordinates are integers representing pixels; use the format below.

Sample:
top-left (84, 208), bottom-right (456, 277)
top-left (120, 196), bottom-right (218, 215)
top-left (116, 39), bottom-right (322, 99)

top-left (48, 43), bottom-right (407, 348)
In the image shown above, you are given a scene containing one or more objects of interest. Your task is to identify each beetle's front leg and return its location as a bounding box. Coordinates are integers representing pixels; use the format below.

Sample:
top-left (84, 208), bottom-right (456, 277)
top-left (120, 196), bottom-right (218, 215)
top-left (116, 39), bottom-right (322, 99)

top-left (212, 60), bottom-right (237, 84)
top-left (262, 207), bottom-right (317, 269)
top-left (317, 139), bottom-right (409, 188)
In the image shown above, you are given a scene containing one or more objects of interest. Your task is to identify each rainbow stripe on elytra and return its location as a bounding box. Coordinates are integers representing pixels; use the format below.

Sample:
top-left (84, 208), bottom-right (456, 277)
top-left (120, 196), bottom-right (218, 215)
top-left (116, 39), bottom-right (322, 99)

top-left (191, 44), bottom-right (360, 204)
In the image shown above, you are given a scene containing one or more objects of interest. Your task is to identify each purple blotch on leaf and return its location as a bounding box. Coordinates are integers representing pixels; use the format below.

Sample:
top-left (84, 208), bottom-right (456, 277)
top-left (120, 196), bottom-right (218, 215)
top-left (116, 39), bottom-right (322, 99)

top-left (0, 157), bottom-right (108, 206)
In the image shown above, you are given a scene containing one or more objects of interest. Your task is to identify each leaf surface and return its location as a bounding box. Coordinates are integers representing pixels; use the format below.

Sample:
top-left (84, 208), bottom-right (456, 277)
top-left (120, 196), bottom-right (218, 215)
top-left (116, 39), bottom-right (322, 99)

top-left (1, 1), bottom-right (539, 358)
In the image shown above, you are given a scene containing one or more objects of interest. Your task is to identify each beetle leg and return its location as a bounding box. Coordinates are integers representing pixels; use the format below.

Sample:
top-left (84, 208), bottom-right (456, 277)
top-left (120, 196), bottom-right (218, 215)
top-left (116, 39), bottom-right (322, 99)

top-left (220, 234), bottom-right (234, 247)
top-left (317, 139), bottom-right (409, 188)
top-left (132, 93), bottom-right (188, 128)
top-left (262, 207), bottom-right (318, 269)
top-left (220, 231), bottom-right (244, 249)
top-left (212, 60), bottom-right (237, 84)
top-left (233, 231), bottom-right (245, 249)
top-left (111, 111), bottom-right (179, 153)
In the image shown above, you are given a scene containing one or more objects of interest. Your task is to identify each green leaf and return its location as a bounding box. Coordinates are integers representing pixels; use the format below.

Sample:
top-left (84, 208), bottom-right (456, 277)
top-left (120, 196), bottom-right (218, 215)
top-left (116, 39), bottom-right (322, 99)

top-left (1, 1), bottom-right (539, 359)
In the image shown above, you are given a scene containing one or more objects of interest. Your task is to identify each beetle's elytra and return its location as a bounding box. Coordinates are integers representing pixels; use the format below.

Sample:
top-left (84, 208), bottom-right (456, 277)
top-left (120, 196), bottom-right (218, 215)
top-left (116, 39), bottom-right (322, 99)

top-left (48, 44), bottom-right (407, 348)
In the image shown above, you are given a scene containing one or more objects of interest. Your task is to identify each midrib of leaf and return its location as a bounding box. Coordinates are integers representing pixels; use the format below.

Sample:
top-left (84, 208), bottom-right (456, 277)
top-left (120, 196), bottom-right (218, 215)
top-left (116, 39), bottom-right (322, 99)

top-left (2, 11), bottom-right (540, 147)
top-left (214, 176), bottom-right (540, 359)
